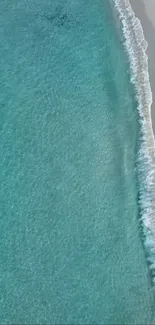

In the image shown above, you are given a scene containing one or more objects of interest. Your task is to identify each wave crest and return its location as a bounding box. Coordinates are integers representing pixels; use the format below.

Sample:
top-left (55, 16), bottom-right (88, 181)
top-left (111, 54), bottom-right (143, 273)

top-left (114, 0), bottom-right (155, 283)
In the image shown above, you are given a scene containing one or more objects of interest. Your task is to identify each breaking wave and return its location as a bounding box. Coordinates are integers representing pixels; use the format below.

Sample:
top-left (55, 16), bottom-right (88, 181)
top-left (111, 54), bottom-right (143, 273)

top-left (114, 0), bottom-right (155, 283)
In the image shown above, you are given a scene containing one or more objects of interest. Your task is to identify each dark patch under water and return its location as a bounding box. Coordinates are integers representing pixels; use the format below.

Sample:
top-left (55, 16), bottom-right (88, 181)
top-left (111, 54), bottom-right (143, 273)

top-left (42, 5), bottom-right (78, 28)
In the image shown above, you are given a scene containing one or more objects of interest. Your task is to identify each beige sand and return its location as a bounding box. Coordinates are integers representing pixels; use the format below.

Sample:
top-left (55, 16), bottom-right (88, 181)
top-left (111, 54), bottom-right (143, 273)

top-left (130, 0), bottom-right (155, 134)
top-left (140, 0), bottom-right (155, 27)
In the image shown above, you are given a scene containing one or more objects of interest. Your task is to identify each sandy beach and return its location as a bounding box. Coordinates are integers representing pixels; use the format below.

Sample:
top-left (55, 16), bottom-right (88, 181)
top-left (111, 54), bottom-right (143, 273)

top-left (129, 0), bottom-right (155, 135)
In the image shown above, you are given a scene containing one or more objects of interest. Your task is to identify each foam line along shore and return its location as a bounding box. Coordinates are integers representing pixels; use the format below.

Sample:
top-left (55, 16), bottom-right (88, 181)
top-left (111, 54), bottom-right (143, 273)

top-left (114, 0), bottom-right (155, 284)
top-left (129, 0), bottom-right (155, 136)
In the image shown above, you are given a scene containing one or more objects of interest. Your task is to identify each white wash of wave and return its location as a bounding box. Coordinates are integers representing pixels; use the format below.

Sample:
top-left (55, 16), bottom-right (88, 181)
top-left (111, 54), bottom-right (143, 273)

top-left (114, 0), bottom-right (155, 283)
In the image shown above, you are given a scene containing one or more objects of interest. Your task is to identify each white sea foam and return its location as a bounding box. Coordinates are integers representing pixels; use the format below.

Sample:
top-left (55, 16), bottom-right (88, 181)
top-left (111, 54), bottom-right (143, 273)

top-left (114, 0), bottom-right (155, 283)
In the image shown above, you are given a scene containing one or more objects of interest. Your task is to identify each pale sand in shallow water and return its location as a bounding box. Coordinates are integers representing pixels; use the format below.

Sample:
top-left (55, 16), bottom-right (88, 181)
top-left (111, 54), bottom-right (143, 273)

top-left (129, 0), bottom-right (155, 135)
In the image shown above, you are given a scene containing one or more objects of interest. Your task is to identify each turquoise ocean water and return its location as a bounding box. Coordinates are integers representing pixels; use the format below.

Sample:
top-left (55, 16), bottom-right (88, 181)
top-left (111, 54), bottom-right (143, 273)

top-left (0, 0), bottom-right (155, 323)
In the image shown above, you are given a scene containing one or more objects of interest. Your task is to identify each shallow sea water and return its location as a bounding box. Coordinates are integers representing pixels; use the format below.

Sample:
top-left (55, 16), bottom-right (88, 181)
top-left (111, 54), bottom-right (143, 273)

top-left (0, 0), bottom-right (154, 323)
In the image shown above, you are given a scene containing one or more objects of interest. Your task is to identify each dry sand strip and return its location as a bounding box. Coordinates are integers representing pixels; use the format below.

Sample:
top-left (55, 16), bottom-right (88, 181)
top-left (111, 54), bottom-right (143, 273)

top-left (129, 0), bottom-right (155, 135)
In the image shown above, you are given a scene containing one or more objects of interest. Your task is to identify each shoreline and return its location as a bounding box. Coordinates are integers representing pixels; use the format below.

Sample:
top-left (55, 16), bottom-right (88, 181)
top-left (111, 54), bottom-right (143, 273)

top-left (129, 0), bottom-right (155, 136)
top-left (114, 0), bottom-right (155, 285)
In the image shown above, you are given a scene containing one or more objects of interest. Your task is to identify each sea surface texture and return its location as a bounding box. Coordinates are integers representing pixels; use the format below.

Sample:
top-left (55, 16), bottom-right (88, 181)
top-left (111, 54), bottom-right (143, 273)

top-left (0, 0), bottom-right (154, 324)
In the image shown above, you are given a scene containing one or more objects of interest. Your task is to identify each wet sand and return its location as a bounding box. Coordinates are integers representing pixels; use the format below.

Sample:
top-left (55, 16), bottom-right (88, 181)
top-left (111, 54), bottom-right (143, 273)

top-left (130, 0), bottom-right (155, 135)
